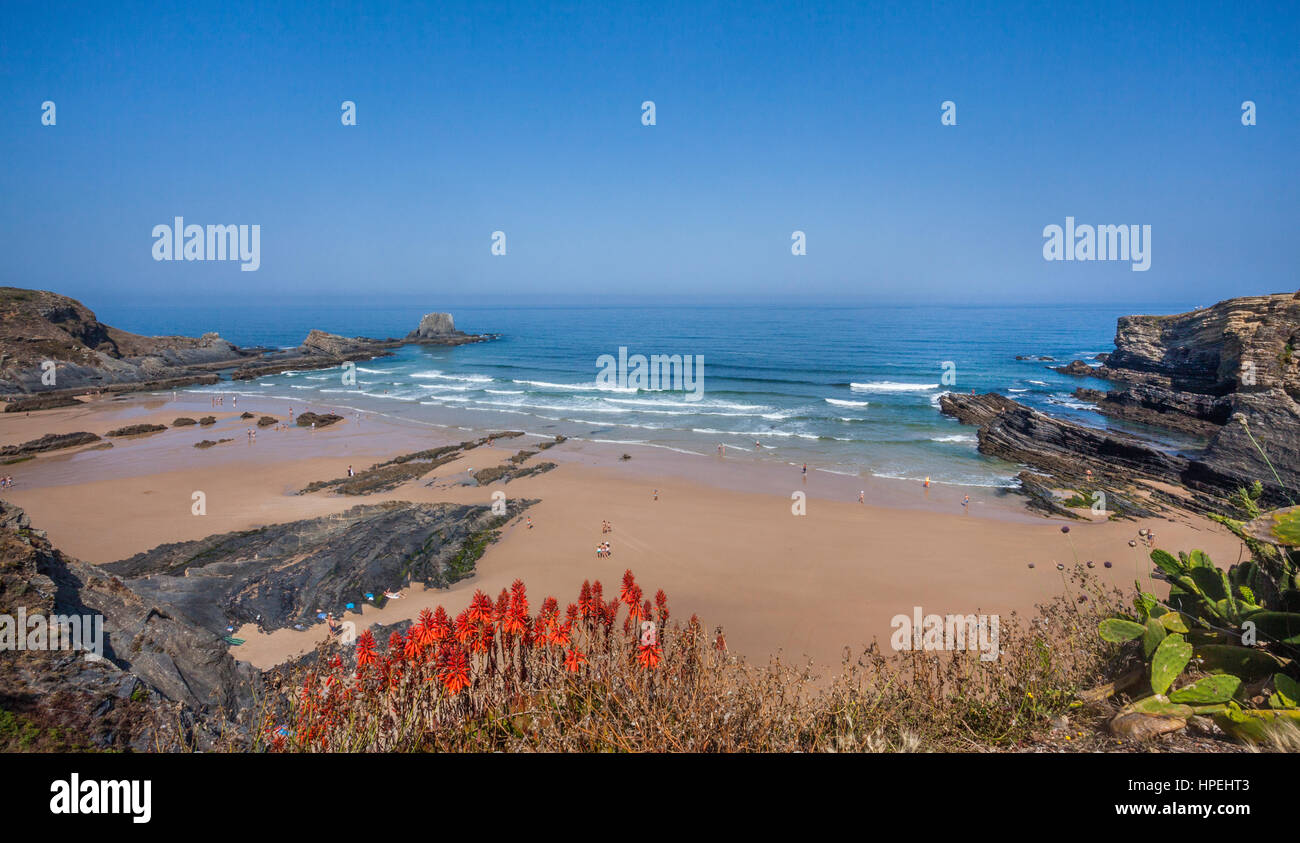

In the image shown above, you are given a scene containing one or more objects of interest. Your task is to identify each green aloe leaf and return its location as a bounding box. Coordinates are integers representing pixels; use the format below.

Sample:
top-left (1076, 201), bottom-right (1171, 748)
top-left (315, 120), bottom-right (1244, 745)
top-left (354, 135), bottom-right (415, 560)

top-left (1168, 675), bottom-right (1241, 704)
top-left (1099, 618), bottom-right (1146, 643)
top-left (1151, 634), bottom-right (1193, 695)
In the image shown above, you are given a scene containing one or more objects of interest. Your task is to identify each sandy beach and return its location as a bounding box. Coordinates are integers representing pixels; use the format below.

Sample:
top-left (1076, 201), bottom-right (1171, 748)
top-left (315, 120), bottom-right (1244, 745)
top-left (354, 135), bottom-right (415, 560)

top-left (0, 390), bottom-right (1246, 673)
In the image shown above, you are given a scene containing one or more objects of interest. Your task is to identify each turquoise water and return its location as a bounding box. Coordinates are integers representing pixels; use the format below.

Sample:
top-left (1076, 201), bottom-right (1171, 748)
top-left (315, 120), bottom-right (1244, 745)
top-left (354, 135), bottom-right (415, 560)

top-left (100, 303), bottom-right (1204, 488)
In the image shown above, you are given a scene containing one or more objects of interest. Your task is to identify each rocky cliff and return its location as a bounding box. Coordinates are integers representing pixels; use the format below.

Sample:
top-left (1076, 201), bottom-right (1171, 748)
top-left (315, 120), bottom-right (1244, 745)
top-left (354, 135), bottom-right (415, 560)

top-left (1046, 292), bottom-right (1300, 505)
top-left (0, 288), bottom-right (496, 397)
top-left (0, 501), bottom-right (256, 750)
top-left (0, 287), bottom-right (250, 394)
top-left (965, 292), bottom-right (1300, 511)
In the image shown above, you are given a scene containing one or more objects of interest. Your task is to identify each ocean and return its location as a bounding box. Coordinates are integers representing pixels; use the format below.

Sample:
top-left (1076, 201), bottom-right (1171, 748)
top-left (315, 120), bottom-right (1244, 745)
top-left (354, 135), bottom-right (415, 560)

top-left (98, 302), bottom-right (1207, 489)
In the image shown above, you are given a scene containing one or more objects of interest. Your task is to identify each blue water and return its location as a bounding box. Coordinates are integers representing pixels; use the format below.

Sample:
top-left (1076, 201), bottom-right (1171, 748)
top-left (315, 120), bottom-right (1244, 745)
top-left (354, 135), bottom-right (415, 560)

top-left (97, 302), bottom-right (1203, 487)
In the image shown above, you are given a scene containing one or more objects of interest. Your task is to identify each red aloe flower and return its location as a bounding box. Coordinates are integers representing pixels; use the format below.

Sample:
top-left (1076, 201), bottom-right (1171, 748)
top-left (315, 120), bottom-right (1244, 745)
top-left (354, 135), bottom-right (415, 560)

top-left (470, 620), bottom-right (495, 654)
top-left (619, 570), bottom-right (636, 604)
top-left (403, 627), bottom-right (424, 660)
top-left (590, 580), bottom-right (604, 605)
top-left (563, 649), bottom-right (587, 672)
top-left (494, 588), bottom-right (510, 628)
top-left (565, 603), bottom-right (579, 625)
top-left (578, 580), bottom-right (592, 618)
top-left (504, 580), bottom-right (529, 636)
top-left (437, 643), bottom-right (471, 694)
top-left (636, 643), bottom-right (663, 669)
top-left (355, 631), bottom-right (378, 669)
top-left (415, 608), bottom-right (438, 647)
top-left (430, 606), bottom-right (452, 642)
top-left (454, 609), bottom-right (474, 644)
top-left (655, 590), bottom-right (669, 626)
top-left (468, 590), bottom-right (494, 625)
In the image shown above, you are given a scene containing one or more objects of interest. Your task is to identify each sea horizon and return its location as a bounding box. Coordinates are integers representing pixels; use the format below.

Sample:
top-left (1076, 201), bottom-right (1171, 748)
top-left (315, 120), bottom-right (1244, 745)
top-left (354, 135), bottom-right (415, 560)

top-left (96, 298), bottom-right (1217, 489)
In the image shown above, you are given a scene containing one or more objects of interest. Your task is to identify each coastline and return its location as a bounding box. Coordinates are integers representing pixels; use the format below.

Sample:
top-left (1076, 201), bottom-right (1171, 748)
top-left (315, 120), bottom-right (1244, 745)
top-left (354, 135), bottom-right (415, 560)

top-left (0, 389), bottom-right (1246, 673)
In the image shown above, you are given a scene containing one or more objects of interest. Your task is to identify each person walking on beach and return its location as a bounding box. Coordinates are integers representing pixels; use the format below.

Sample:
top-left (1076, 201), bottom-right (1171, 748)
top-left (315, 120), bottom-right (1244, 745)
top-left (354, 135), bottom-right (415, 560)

top-left (348, 465), bottom-right (354, 477)
top-left (962, 494), bottom-right (970, 512)
top-left (652, 489), bottom-right (659, 501)
top-left (858, 490), bottom-right (864, 504)
top-left (526, 516), bottom-right (533, 529)
top-left (802, 463), bottom-right (807, 480)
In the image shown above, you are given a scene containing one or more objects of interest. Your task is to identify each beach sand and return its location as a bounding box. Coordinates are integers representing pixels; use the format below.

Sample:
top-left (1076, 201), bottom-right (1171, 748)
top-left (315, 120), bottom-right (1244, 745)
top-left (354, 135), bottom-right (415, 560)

top-left (0, 391), bottom-right (1246, 673)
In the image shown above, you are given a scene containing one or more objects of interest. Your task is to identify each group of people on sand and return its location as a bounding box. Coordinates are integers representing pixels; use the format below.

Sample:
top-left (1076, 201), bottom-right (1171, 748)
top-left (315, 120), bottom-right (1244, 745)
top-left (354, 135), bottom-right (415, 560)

top-left (596, 520), bottom-right (613, 557)
top-left (0, 476), bottom-right (15, 488)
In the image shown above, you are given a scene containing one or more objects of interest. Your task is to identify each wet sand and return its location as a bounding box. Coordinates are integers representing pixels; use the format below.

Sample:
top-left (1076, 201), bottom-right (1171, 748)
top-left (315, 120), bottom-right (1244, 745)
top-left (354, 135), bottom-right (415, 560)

top-left (0, 390), bottom-right (1246, 673)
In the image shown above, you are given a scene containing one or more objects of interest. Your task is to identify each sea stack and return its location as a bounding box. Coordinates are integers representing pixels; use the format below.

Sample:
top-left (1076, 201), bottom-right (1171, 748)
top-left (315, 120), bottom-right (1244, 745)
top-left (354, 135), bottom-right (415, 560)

top-left (411, 312), bottom-right (456, 338)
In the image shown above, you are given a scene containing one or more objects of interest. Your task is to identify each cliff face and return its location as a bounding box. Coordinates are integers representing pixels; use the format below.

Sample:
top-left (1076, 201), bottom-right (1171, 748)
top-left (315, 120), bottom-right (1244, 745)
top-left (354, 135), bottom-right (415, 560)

top-left (997, 292), bottom-right (1300, 508)
top-left (0, 502), bottom-right (255, 750)
top-left (0, 287), bottom-right (247, 394)
top-left (1107, 293), bottom-right (1300, 397)
top-left (0, 288), bottom-right (496, 396)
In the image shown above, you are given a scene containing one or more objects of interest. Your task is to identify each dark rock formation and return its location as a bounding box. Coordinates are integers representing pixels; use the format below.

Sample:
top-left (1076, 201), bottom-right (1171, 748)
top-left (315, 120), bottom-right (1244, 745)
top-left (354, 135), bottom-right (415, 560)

top-left (301, 432), bottom-right (525, 495)
top-left (941, 390), bottom-right (1293, 511)
top-left (0, 287), bottom-right (251, 394)
top-left (1052, 293), bottom-right (1300, 504)
top-left (256, 415), bottom-right (278, 427)
top-left (105, 423), bottom-right (167, 437)
top-left (1, 431), bottom-right (101, 457)
top-left (940, 393), bottom-right (1187, 486)
top-left (0, 502), bottom-right (255, 751)
top-left (409, 312), bottom-right (455, 338)
top-left (3, 394), bottom-right (81, 412)
top-left (193, 438), bottom-right (233, 449)
top-left (172, 417), bottom-right (197, 427)
top-left (1, 288), bottom-right (498, 398)
top-left (296, 411), bottom-right (342, 428)
top-left (199, 416), bottom-right (216, 426)
top-left (102, 500), bottom-right (533, 633)
top-left (1053, 359), bottom-right (1099, 377)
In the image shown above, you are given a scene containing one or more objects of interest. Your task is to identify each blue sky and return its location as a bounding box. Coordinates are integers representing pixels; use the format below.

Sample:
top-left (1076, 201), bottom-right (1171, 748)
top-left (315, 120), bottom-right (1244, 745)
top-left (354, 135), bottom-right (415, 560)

top-left (1, 0), bottom-right (1296, 307)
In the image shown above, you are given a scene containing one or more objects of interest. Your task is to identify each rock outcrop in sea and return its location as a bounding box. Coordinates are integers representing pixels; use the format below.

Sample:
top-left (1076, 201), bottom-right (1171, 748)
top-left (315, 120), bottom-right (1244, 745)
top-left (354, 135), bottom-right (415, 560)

top-left (951, 291), bottom-right (1300, 511)
top-left (0, 287), bottom-right (495, 399)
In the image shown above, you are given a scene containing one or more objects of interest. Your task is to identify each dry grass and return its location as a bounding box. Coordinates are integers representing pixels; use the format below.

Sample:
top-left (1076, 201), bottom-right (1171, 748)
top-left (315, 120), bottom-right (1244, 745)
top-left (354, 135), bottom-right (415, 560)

top-left (244, 565), bottom-right (1132, 753)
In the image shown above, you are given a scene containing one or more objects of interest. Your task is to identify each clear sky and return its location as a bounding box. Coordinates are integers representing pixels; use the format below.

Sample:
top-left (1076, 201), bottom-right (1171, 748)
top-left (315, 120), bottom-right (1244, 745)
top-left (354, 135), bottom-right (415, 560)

top-left (1, 1), bottom-right (1296, 307)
